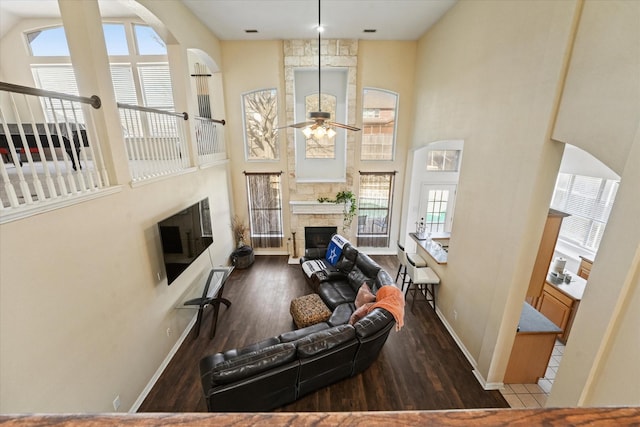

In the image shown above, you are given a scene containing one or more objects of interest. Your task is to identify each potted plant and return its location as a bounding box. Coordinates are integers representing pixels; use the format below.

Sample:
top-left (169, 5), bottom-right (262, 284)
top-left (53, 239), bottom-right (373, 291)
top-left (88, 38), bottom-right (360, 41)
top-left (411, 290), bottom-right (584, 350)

top-left (318, 190), bottom-right (357, 231)
top-left (231, 215), bottom-right (249, 248)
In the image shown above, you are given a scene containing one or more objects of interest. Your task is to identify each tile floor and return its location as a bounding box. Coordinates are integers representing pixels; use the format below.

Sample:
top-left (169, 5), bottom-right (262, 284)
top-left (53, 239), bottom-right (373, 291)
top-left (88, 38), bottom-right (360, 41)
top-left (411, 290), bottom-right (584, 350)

top-left (500, 340), bottom-right (565, 408)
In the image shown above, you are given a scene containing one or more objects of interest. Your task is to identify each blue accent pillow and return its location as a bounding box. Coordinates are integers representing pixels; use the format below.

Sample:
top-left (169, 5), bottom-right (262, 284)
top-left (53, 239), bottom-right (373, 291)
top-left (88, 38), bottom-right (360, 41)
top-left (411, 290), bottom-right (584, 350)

top-left (325, 234), bottom-right (348, 266)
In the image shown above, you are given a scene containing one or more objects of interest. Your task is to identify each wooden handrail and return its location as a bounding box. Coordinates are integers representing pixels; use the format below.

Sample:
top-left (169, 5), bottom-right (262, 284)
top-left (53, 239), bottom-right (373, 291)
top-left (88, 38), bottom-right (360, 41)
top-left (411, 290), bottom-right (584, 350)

top-left (1, 408), bottom-right (639, 426)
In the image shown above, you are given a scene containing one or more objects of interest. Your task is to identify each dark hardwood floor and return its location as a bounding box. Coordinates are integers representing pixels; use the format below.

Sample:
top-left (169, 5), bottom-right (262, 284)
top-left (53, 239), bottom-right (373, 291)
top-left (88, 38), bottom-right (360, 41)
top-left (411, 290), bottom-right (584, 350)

top-left (138, 255), bottom-right (508, 412)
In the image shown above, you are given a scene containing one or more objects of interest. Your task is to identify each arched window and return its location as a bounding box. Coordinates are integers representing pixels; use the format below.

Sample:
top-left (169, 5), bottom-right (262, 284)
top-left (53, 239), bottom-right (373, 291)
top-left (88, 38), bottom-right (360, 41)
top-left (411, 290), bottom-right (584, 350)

top-left (242, 89), bottom-right (279, 160)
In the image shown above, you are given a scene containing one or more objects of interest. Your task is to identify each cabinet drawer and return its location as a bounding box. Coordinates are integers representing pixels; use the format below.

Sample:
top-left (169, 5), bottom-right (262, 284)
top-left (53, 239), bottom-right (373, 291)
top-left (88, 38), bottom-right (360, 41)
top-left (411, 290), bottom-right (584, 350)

top-left (543, 282), bottom-right (573, 307)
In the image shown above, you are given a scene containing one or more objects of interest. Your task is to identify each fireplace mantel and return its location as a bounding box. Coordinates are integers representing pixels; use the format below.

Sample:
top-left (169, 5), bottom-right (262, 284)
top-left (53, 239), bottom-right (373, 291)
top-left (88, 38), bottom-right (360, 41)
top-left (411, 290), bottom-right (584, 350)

top-left (290, 201), bottom-right (345, 215)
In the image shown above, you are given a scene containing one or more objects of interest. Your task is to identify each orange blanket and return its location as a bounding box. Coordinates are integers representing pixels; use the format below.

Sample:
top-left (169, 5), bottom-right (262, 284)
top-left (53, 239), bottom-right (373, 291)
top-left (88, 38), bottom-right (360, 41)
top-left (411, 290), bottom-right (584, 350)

top-left (367, 285), bottom-right (405, 331)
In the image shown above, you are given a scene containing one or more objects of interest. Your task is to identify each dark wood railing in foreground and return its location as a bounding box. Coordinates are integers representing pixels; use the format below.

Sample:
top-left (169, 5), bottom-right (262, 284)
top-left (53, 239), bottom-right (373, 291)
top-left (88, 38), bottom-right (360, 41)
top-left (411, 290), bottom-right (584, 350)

top-left (1, 408), bottom-right (639, 426)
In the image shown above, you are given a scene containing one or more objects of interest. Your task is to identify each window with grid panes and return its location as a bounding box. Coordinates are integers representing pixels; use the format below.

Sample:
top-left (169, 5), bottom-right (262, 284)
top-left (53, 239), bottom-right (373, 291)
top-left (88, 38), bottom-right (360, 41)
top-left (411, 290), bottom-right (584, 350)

top-left (246, 173), bottom-right (284, 248)
top-left (357, 172), bottom-right (394, 248)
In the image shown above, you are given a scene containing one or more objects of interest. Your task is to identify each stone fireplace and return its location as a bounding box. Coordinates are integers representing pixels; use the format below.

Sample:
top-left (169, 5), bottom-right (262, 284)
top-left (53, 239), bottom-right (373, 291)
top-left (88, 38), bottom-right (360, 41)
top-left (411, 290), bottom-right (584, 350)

top-left (283, 39), bottom-right (359, 258)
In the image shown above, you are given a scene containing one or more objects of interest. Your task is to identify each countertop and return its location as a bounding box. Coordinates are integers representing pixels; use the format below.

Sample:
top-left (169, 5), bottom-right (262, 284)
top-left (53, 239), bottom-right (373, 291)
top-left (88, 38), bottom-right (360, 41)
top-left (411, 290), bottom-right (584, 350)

top-left (545, 272), bottom-right (587, 301)
top-left (410, 232), bottom-right (448, 264)
top-left (518, 302), bottom-right (562, 334)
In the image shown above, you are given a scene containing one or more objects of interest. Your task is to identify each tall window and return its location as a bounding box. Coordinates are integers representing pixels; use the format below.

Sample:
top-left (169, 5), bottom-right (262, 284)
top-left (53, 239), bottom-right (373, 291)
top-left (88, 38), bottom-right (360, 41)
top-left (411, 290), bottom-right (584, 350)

top-left (361, 88), bottom-right (398, 161)
top-left (551, 173), bottom-right (619, 252)
top-left (246, 173), bottom-right (284, 248)
top-left (357, 173), bottom-right (394, 247)
top-left (27, 23), bottom-right (173, 122)
top-left (242, 89), bottom-right (279, 160)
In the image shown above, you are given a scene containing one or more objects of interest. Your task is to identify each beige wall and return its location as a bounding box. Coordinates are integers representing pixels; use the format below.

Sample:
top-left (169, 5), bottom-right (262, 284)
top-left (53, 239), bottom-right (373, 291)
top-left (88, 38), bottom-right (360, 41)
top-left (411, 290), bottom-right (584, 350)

top-left (547, 0), bottom-right (640, 406)
top-left (220, 40), bottom-right (288, 249)
top-left (411, 0), bottom-right (576, 385)
top-left (0, 0), bottom-right (235, 413)
top-left (412, 0), bottom-right (639, 405)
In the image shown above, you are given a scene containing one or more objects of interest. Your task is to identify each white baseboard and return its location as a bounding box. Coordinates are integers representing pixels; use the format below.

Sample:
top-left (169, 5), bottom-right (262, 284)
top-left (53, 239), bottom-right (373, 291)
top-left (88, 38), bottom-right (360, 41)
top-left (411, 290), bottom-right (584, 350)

top-left (129, 314), bottom-right (197, 413)
top-left (435, 307), bottom-right (503, 391)
top-left (288, 257), bottom-right (300, 265)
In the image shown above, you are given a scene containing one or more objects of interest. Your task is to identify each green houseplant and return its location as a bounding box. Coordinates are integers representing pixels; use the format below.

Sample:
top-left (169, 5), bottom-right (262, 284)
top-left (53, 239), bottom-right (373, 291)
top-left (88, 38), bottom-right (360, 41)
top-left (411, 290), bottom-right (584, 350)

top-left (318, 190), bottom-right (357, 231)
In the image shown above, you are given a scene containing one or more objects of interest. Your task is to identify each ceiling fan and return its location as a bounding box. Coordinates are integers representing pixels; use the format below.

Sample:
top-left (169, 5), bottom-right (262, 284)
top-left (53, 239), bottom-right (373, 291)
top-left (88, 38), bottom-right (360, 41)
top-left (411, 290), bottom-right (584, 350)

top-left (284, 0), bottom-right (361, 138)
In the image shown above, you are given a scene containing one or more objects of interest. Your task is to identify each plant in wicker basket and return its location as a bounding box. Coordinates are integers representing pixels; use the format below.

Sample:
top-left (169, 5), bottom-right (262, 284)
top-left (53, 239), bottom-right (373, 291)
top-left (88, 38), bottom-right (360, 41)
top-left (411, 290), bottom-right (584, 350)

top-left (231, 215), bottom-right (249, 248)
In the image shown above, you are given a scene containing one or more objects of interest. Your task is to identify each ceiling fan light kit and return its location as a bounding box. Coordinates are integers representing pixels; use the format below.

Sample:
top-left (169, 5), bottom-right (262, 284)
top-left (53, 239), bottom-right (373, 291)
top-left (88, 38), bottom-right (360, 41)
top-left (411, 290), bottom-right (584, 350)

top-left (287, 0), bottom-right (360, 140)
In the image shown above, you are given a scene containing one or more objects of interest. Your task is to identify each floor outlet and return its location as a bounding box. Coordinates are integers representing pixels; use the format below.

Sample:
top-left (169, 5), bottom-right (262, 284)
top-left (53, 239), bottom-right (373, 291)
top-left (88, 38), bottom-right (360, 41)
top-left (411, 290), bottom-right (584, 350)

top-left (113, 395), bottom-right (121, 411)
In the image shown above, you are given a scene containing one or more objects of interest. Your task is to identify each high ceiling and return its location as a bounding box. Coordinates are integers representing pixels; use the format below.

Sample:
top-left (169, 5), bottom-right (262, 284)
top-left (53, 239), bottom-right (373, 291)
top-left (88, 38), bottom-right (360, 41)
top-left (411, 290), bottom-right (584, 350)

top-left (0, 0), bottom-right (457, 41)
top-left (181, 0), bottom-right (457, 40)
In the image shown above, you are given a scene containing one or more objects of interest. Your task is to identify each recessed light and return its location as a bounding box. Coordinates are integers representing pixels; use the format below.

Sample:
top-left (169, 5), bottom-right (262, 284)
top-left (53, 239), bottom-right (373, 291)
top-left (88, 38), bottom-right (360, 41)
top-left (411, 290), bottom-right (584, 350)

top-left (363, 29), bottom-right (377, 33)
top-left (245, 29), bottom-right (258, 33)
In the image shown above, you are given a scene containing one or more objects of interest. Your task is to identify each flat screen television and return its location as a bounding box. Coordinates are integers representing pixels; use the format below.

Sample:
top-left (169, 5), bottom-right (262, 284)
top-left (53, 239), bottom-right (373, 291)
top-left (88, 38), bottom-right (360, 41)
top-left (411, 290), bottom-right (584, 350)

top-left (158, 198), bottom-right (213, 285)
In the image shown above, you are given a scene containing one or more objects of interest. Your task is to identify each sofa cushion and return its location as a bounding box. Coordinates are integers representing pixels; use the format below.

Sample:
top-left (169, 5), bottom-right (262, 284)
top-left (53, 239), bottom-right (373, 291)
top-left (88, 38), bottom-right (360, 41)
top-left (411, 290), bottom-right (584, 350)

top-left (347, 266), bottom-right (369, 292)
top-left (279, 322), bottom-right (329, 343)
top-left (296, 324), bottom-right (356, 358)
top-left (328, 302), bottom-right (355, 326)
top-left (208, 342), bottom-right (297, 385)
top-left (355, 253), bottom-right (381, 281)
top-left (217, 336), bottom-right (281, 361)
top-left (355, 283), bottom-right (376, 308)
top-left (335, 243), bottom-right (358, 273)
top-left (318, 281), bottom-right (357, 309)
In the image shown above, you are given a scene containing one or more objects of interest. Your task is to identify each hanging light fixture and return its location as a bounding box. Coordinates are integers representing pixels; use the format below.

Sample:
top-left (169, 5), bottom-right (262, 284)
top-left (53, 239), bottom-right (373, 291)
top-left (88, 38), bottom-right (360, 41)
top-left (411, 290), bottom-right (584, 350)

top-left (302, 0), bottom-right (337, 141)
top-left (283, 0), bottom-right (360, 135)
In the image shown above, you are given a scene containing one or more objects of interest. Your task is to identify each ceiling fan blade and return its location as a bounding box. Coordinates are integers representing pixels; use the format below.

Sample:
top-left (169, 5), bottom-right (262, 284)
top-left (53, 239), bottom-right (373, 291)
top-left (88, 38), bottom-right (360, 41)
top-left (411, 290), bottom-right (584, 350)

top-left (277, 121), bottom-right (313, 129)
top-left (328, 121), bottom-right (361, 132)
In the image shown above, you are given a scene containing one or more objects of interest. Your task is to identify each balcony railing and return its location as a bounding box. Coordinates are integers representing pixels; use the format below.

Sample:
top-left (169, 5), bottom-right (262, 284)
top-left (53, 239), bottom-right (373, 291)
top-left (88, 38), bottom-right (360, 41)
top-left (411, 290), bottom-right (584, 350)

top-left (0, 81), bottom-right (110, 223)
top-left (118, 102), bottom-right (190, 183)
top-left (195, 116), bottom-right (226, 165)
top-left (0, 81), bottom-right (227, 221)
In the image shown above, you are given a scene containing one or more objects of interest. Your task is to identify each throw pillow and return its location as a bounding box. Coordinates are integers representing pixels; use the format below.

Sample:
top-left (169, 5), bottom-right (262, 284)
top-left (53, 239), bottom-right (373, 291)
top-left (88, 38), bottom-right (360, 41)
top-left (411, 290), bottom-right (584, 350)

top-left (325, 234), bottom-right (348, 266)
top-left (349, 302), bottom-right (374, 325)
top-left (355, 283), bottom-right (375, 308)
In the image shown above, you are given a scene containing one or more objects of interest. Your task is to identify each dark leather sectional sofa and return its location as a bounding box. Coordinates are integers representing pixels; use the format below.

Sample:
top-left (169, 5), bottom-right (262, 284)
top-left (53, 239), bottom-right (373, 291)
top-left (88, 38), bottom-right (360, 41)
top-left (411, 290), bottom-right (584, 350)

top-left (198, 240), bottom-right (397, 412)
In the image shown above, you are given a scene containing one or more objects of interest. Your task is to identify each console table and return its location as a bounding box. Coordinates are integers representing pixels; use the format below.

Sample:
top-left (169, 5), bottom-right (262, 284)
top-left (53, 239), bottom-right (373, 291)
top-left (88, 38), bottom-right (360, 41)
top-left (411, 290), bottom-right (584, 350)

top-left (182, 266), bottom-right (234, 339)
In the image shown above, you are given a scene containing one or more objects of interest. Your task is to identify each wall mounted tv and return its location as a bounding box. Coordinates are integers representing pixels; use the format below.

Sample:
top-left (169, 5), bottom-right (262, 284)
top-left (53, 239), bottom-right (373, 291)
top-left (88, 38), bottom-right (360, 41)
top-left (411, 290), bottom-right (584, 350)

top-left (158, 198), bottom-right (213, 285)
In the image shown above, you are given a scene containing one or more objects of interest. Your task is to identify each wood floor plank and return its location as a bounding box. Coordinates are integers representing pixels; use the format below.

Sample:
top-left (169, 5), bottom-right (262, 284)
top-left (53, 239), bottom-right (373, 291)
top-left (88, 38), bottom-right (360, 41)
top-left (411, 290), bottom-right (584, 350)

top-left (138, 255), bottom-right (508, 412)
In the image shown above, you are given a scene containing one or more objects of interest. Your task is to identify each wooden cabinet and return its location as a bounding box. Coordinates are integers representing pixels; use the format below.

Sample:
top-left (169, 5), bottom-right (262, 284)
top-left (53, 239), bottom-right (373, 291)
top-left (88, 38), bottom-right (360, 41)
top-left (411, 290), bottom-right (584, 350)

top-left (525, 209), bottom-right (570, 304)
top-left (504, 303), bottom-right (562, 384)
top-left (578, 256), bottom-right (593, 280)
top-left (537, 282), bottom-right (581, 344)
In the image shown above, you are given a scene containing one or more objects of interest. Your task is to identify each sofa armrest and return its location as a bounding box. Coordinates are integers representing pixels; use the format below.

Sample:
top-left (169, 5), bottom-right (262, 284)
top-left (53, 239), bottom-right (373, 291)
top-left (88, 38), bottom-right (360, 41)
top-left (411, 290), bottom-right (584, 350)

top-left (302, 248), bottom-right (326, 260)
top-left (354, 308), bottom-right (395, 339)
